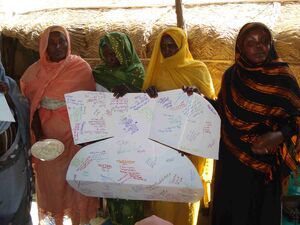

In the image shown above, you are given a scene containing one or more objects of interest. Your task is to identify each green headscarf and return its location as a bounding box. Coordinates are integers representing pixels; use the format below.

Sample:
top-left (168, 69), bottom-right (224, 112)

top-left (93, 32), bottom-right (145, 92)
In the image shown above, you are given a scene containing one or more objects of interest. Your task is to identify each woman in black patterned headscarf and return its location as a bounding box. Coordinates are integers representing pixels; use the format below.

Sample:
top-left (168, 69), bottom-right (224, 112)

top-left (212, 22), bottom-right (300, 225)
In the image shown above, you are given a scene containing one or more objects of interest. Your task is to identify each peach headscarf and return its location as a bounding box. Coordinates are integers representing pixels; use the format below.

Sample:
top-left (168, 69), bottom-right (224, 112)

top-left (21, 25), bottom-right (95, 143)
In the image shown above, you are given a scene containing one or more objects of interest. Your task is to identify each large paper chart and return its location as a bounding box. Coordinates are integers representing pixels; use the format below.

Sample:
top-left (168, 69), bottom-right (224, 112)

top-left (0, 94), bottom-right (15, 122)
top-left (66, 137), bottom-right (203, 203)
top-left (65, 89), bottom-right (220, 159)
top-left (65, 91), bottom-right (154, 144)
top-left (150, 90), bottom-right (220, 159)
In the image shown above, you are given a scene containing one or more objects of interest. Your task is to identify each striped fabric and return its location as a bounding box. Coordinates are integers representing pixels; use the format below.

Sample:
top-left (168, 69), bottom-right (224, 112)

top-left (0, 123), bottom-right (17, 157)
top-left (218, 23), bottom-right (300, 181)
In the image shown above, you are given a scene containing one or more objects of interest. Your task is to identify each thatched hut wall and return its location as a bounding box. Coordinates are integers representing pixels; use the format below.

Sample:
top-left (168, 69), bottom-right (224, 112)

top-left (1, 2), bottom-right (300, 92)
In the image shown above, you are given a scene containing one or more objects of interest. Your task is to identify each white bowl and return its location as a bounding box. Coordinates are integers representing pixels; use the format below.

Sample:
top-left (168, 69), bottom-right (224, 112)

top-left (31, 139), bottom-right (64, 161)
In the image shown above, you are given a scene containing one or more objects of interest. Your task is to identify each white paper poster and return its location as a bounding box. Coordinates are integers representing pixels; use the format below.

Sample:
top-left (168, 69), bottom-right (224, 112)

top-left (150, 90), bottom-right (220, 159)
top-left (65, 89), bottom-right (220, 159)
top-left (67, 137), bottom-right (203, 203)
top-left (0, 94), bottom-right (15, 122)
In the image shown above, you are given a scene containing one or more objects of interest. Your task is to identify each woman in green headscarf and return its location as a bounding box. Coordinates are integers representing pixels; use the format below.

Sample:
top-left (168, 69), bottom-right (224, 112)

top-left (93, 32), bottom-right (144, 96)
top-left (93, 32), bottom-right (145, 225)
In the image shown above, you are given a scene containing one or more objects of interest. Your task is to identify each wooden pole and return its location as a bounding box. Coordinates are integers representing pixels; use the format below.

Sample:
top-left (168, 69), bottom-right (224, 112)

top-left (175, 0), bottom-right (185, 30)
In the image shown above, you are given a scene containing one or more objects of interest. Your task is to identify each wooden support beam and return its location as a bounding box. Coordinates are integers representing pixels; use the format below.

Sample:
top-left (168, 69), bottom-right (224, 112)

top-left (175, 0), bottom-right (185, 30)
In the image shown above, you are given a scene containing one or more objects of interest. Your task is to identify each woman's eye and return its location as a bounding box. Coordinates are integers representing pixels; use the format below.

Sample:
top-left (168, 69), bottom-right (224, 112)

top-left (59, 39), bottom-right (66, 45)
top-left (261, 39), bottom-right (269, 45)
top-left (246, 41), bottom-right (256, 47)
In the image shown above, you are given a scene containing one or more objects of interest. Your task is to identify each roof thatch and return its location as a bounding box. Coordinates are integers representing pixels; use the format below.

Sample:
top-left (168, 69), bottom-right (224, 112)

top-left (1, 2), bottom-right (300, 91)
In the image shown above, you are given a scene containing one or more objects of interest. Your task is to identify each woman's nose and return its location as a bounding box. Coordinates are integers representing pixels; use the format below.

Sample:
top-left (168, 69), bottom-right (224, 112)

top-left (256, 42), bottom-right (263, 48)
top-left (55, 43), bottom-right (61, 49)
top-left (165, 47), bottom-right (171, 54)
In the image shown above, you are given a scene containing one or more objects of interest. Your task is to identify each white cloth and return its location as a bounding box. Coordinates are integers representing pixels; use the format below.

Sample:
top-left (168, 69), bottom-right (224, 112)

top-left (135, 215), bottom-right (173, 225)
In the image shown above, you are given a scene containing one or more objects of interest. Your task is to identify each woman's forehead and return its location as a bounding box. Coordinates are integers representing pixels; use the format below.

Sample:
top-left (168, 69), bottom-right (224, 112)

top-left (245, 28), bottom-right (269, 36)
top-left (240, 25), bottom-right (270, 38)
top-left (161, 34), bottom-right (176, 44)
top-left (49, 31), bottom-right (66, 40)
top-left (102, 44), bottom-right (114, 54)
top-left (238, 27), bottom-right (271, 46)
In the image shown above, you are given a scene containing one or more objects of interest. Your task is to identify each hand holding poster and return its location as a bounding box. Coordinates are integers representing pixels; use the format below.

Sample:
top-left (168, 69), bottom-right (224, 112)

top-left (65, 89), bottom-right (220, 159)
top-left (150, 90), bottom-right (220, 159)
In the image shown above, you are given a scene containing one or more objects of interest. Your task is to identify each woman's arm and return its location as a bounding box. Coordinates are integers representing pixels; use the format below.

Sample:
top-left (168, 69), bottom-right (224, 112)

top-left (32, 111), bottom-right (43, 141)
top-left (251, 123), bottom-right (297, 155)
top-left (182, 85), bottom-right (219, 111)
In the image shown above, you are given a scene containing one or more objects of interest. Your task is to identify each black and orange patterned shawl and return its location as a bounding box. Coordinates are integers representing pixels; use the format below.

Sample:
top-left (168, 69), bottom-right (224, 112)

top-left (218, 22), bottom-right (300, 181)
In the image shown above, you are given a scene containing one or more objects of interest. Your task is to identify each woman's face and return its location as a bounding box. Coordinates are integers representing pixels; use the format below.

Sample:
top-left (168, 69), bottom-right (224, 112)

top-left (160, 34), bottom-right (179, 58)
top-left (102, 45), bottom-right (120, 67)
top-left (242, 28), bottom-right (271, 65)
top-left (46, 31), bottom-right (68, 62)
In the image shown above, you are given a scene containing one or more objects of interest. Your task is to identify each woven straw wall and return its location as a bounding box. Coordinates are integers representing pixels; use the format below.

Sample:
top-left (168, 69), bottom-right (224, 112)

top-left (1, 2), bottom-right (300, 92)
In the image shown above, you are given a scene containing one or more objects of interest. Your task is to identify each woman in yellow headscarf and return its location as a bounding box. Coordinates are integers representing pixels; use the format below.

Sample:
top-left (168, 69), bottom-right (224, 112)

top-left (143, 27), bottom-right (216, 225)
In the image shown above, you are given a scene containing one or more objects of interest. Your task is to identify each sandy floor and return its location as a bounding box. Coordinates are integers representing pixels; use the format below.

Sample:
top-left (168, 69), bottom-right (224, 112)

top-left (30, 200), bottom-right (211, 225)
top-left (30, 201), bottom-right (107, 225)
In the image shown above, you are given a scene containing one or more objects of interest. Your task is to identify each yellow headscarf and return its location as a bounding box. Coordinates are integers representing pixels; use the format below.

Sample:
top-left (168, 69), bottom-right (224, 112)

top-left (143, 27), bottom-right (216, 99)
top-left (144, 28), bottom-right (216, 221)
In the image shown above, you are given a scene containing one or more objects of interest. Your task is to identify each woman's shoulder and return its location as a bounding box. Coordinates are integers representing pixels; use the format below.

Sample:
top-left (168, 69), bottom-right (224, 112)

top-left (221, 65), bottom-right (235, 79)
top-left (67, 55), bottom-right (92, 73)
top-left (21, 60), bottom-right (41, 82)
top-left (69, 55), bottom-right (90, 66)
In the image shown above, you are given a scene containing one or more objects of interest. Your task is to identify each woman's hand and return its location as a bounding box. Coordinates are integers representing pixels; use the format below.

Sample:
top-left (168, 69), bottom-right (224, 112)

top-left (0, 81), bottom-right (9, 94)
top-left (112, 84), bottom-right (129, 98)
top-left (251, 131), bottom-right (284, 155)
top-left (145, 86), bottom-right (158, 98)
top-left (182, 85), bottom-right (203, 96)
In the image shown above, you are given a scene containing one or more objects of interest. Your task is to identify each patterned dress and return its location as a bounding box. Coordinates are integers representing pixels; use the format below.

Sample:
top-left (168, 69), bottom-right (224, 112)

top-left (212, 22), bottom-right (300, 225)
top-left (93, 32), bottom-right (145, 225)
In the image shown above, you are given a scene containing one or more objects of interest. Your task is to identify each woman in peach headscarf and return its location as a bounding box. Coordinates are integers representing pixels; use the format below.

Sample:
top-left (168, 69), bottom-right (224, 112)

top-left (21, 25), bottom-right (98, 225)
top-left (143, 27), bottom-right (216, 225)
